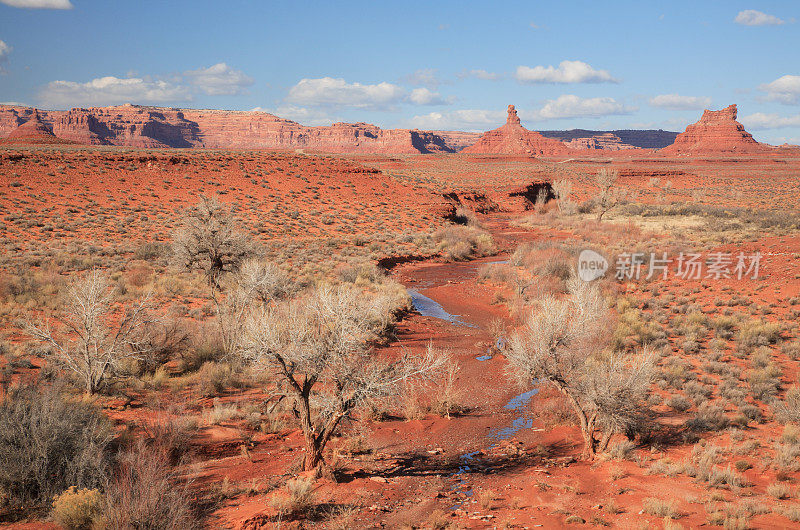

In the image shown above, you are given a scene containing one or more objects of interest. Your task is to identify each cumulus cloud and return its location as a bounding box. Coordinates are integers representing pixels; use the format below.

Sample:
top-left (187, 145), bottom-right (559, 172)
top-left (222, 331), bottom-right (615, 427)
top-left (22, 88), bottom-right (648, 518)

top-left (184, 62), bottom-right (254, 95)
top-left (531, 95), bottom-right (635, 119)
top-left (735, 9), bottom-right (784, 26)
top-left (759, 75), bottom-right (800, 104)
top-left (740, 112), bottom-right (800, 129)
top-left (408, 87), bottom-right (452, 105)
top-left (515, 60), bottom-right (617, 84)
top-left (0, 0), bottom-right (72, 8)
top-left (287, 77), bottom-right (405, 109)
top-left (39, 76), bottom-right (191, 108)
top-left (457, 69), bottom-right (499, 80)
top-left (649, 94), bottom-right (712, 110)
top-left (37, 63), bottom-right (255, 108)
top-left (408, 109), bottom-right (505, 131)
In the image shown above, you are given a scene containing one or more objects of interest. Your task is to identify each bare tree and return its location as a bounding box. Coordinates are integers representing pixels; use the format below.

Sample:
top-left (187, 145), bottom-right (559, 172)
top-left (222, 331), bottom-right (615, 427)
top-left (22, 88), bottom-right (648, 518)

top-left (238, 284), bottom-right (443, 471)
top-left (216, 259), bottom-right (294, 358)
top-left (506, 277), bottom-right (654, 459)
top-left (552, 179), bottom-right (574, 215)
top-left (24, 271), bottom-right (154, 394)
top-left (595, 169), bottom-right (627, 221)
top-left (172, 196), bottom-right (255, 290)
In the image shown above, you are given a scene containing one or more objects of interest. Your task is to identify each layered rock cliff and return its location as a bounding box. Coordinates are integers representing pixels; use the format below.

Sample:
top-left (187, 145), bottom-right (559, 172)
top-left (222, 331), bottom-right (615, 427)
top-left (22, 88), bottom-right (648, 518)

top-left (0, 104), bottom-right (454, 153)
top-left (539, 128), bottom-right (678, 149)
top-left (661, 104), bottom-right (768, 154)
top-left (461, 105), bottom-right (571, 156)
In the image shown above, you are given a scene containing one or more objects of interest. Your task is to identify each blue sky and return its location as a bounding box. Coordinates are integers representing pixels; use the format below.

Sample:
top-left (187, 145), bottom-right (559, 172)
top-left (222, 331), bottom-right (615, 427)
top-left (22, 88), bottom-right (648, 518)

top-left (1, 1), bottom-right (799, 143)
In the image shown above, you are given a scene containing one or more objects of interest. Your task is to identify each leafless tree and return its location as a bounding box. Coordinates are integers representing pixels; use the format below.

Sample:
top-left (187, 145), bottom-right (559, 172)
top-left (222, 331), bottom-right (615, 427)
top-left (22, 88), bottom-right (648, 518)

top-left (172, 196), bottom-right (255, 290)
top-left (238, 284), bottom-right (443, 471)
top-left (594, 169), bottom-right (627, 221)
top-left (24, 271), bottom-right (154, 394)
top-left (216, 259), bottom-right (294, 357)
top-left (506, 277), bottom-right (654, 459)
top-left (552, 179), bottom-right (574, 215)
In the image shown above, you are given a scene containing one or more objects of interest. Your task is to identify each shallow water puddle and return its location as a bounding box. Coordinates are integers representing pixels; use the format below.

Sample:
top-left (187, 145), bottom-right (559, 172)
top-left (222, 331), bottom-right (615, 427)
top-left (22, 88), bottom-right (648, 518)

top-left (407, 289), bottom-right (475, 328)
top-left (450, 388), bottom-right (539, 509)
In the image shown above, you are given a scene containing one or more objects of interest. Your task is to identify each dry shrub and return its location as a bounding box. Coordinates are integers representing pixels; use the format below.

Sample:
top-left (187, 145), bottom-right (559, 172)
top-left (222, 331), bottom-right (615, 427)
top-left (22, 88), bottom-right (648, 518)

top-left (51, 487), bottom-right (103, 530)
top-left (270, 477), bottom-right (315, 518)
top-left (767, 481), bottom-right (792, 499)
top-left (774, 386), bottom-right (800, 424)
top-left (0, 384), bottom-right (113, 512)
top-left (642, 497), bottom-right (680, 519)
top-left (195, 361), bottom-right (241, 397)
top-left (432, 225), bottom-right (494, 261)
top-left (102, 441), bottom-right (195, 529)
top-left (401, 346), bottom-right (465, 419)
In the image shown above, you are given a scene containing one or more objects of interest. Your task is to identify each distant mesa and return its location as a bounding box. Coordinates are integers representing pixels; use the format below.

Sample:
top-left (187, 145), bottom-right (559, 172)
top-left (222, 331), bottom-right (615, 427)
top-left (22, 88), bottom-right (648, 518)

top-left (1, 110), bottom-right (75, 145)
top-left (462, 105), bottom-right (571, 156)
top-left (661, 104), bottom-right (768, 154)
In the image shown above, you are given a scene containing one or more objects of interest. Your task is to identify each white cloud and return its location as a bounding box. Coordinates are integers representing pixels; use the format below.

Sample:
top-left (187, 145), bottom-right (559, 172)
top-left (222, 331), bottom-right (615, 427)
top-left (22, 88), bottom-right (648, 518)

top-left (0, 0), bottom-right (72, 8)
top-left (515, 60), bottom-right (617, 84)
top-left (39, 76), bottom-right (191, 108)
top-left (649, 94), bottom-right (712, 110)
top-left (735, 9), bottom-right (784, 26)
top-left (0, 40), bottom-right (11, 62)
top-left (740, 112), bottom-right (800, 129)
top-left (408, 87), bottom-right (452, 105)
top-left (183, 62), bottom-right (254, 95)
top-left (286, 77), bottom-right (405, 109)
top-left (457, 69), bottom-right (499, 80)
top-left (408, 109), bottom-right (505, 131)
top-left (531, 95), bottom-right (635, 120)
top-left (405, 68), bottom-right (443, 88)
top-left (759, 75), bottom-right (800, 104)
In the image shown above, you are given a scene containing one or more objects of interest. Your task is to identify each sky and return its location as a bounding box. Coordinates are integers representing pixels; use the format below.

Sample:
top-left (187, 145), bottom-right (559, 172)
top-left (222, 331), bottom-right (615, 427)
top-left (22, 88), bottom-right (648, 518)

top-left (1, 1), bottom-right (799, 143)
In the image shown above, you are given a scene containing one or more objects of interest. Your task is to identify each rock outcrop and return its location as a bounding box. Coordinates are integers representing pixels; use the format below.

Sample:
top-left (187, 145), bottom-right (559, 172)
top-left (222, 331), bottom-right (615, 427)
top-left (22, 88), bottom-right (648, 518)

top-left (539, 129), bottom-right (679, 149)
top-left (461, 105), bottom-right (571, 156)
top-left (0, 104), bottom-right (454, 154)
top-left (563, 133), bottom-right (636, 150)
top-left (1, 110), bottom-right (74, 144)
top-left (661, 104), bottom-right (768, 154)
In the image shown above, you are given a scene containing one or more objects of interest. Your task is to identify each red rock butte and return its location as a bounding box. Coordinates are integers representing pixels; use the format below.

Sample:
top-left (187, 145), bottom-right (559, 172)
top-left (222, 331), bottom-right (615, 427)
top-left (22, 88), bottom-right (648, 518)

top-left (0, 110), bottom-right (74, 145)
top-left (461, 104), bottom-right (571, 156)
top-left (661, 104), bottom-right (768, 154)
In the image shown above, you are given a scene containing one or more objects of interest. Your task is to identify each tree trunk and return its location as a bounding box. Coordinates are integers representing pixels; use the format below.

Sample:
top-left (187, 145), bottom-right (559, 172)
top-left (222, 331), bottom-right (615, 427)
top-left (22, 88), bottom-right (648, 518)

top-left (598, 429), bottom-right (614, 454)
top-left (303, 441), bottom-right (323, 472)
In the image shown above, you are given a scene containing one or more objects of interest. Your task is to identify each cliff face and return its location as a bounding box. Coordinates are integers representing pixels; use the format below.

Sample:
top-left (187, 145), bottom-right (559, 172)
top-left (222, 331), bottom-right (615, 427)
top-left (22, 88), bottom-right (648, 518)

top-left (562, 133), bottom-right (636, 150)
top-left (661, 104), bottom-right (768, 154)
top-left (0, 109), bottom-right (76, 145)
top-left (539, 129), bottom-right (678, 149)
top-left (0, 104), bottom-right (454, 153)
top-left (461, 105), bottom-right (571, 156)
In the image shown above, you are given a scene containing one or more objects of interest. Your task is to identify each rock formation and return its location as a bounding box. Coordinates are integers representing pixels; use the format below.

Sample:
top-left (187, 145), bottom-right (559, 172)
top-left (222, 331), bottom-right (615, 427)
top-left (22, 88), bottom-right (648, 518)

top-left (539, 129), bottom-right (678, 149)
top-left (661, 104), bottom-right (768, 154)
top-left (1, 110), bottom-right (74, 144)
top-left (0, 104), bottom-right (454, 154)
top-left (562, 133), bottom-right (636, 150)
top-left (461, 105), bottom-right (571, 156)
top-left (431, 131), bottom-right (483, 152)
